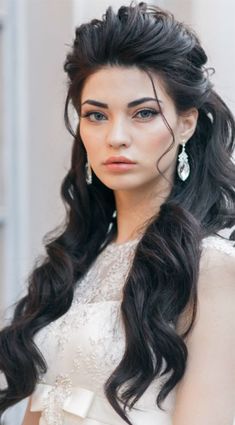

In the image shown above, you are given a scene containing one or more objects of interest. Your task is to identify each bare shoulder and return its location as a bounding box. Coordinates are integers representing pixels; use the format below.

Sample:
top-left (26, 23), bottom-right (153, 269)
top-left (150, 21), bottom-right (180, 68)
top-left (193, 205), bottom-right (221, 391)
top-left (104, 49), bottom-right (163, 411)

top-left (176, 236), bottom-right (235, 336)
top-left (188, 236), bottom-right (235, 346)
top-left (173, 237), bottom-right (235, 425)
top-left (199, 236), bottom-right (235, 293)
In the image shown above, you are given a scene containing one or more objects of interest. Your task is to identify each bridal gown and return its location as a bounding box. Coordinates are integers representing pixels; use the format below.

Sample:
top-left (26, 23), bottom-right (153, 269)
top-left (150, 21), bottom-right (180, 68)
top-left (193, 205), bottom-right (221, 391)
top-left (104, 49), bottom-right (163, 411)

top-left (30, 235), bottom-right (235, 425)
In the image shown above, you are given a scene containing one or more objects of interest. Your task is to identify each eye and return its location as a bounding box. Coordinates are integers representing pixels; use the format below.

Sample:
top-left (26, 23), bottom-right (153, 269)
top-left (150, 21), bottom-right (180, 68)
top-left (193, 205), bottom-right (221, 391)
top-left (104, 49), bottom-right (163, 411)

top-left (135, 109), bottom-right (159, 120)
top-left (80, 108), bottom-right (159, 122)
top-left (81, 111), bottom-right (106, 122)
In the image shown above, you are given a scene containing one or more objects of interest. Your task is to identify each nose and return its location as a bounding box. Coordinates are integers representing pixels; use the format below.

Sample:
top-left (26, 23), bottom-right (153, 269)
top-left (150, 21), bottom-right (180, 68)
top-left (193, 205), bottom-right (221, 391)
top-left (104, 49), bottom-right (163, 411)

top-left (106, 117), bottom-right (132, 148)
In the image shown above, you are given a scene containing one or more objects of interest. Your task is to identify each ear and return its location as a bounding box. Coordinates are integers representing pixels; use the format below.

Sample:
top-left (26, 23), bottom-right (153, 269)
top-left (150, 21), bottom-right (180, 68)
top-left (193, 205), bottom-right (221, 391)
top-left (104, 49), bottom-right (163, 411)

top-left (178, 108), bottom-right (198, 142)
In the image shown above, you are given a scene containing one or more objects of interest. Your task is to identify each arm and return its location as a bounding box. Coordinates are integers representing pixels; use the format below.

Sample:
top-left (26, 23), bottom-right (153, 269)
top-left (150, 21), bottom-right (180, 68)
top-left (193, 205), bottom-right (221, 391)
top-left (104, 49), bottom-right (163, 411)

top-left (173, 247), bottom-right (235, 425)
top-left (21, 397), bottom-right (41, 425)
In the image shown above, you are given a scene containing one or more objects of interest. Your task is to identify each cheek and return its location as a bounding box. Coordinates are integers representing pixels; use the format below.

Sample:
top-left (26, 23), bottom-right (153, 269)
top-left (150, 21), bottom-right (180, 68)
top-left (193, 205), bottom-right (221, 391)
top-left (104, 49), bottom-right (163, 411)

top-left (143, 124), bottom-right (174, 156)
top-left (79, 125), bottom-right (100, 155)
top-left (141, 122), bottom-right (179, 173)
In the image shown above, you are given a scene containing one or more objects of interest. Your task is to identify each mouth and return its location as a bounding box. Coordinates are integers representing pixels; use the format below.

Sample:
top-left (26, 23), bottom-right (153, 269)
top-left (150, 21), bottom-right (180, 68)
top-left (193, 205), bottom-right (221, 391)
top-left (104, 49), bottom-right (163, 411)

top-left (107, 161), bottom-right (134, 164)
top-left (104, 156), bottom-right (136, 165)
top-left (103, 162), bottom-right (136, 171)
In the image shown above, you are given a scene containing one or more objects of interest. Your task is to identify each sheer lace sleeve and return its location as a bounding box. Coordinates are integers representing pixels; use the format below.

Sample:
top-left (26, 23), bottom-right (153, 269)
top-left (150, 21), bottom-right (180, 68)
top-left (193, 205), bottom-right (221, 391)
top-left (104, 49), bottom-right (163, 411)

top-left (201, 235), bottom-right (235, 257)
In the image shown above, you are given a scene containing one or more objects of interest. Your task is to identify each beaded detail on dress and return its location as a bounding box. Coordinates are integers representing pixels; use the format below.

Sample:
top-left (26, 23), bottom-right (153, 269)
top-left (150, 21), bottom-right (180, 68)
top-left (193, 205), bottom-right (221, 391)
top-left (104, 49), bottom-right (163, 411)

top-left (40, 375), bottom-right (72, 425)
top-left (34, 238), bottom-right (140, 395)
top-left (74, 238), bottom-right (139, 304)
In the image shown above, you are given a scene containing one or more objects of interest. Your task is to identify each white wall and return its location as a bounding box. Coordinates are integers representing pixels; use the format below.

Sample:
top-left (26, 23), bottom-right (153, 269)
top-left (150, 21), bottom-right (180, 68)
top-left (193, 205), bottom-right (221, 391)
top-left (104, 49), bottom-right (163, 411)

top-left (191, 0), bottom-right (235, 114)
top-left (14, 0), bottom-right (74, 288)
top-left (2, 1), bottom-right (74, 423)
top-left (73, 0), bottom-right (136, 24)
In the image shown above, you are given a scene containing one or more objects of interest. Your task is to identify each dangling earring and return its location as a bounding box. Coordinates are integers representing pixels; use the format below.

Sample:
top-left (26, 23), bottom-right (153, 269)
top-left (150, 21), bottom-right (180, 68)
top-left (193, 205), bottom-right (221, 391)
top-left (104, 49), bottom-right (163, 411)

top-left (85, 159), bottom-right (92, 185)
top-left (177, 141), bottom-right (190, 181)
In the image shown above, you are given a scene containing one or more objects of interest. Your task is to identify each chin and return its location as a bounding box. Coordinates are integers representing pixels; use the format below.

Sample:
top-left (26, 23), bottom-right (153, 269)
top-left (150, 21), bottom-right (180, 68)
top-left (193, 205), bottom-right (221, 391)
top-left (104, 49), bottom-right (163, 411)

top-left (103, 183), bottom-right (136, 191)
top-left (95, 173), bottom-right (148, 191)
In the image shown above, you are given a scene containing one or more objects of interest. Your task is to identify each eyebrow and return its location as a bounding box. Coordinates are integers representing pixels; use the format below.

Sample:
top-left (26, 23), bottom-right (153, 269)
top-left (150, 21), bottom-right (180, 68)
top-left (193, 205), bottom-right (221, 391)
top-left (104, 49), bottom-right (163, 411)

top-left (81, 97), bottom-right (162, 109)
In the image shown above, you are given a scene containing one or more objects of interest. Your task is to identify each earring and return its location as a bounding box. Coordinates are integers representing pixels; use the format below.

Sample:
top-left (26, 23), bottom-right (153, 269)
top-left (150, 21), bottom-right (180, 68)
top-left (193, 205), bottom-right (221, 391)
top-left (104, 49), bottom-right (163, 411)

top-left (85, 159), bottom-right (92, 185)
top-left (177, 141), bottom-right (190, 181)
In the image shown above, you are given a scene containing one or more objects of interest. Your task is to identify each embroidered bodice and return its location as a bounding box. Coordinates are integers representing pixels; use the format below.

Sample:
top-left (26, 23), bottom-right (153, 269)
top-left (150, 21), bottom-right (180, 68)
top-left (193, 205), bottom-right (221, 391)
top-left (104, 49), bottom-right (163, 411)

top-left (31, 235), bottom-right (235, 425)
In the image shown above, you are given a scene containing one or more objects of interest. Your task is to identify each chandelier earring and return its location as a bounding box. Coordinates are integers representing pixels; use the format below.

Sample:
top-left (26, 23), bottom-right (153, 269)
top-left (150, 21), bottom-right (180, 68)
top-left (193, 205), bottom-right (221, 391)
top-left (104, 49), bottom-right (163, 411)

top-left (177, 140), bottom-right (190, 181)
top-left (85, 158), bottom-right (92, 185)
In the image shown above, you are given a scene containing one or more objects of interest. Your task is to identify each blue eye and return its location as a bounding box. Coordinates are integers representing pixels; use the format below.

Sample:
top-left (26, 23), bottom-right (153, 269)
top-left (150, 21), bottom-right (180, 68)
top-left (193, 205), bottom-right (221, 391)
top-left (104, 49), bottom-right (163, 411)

top-left (81, 108), bottom-right (158, 122)
top-left (81, 112), bottom-right (106, 122)
top-left (135, 109), bottom-right (158, 119)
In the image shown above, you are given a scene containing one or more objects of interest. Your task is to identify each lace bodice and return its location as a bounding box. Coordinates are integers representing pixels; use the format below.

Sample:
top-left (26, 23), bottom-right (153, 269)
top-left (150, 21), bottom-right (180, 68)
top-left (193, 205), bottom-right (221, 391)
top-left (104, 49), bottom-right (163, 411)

top-left (74, 238), bottom-right (138, 304)
top-left (31, 235), bottom-right (235, 425)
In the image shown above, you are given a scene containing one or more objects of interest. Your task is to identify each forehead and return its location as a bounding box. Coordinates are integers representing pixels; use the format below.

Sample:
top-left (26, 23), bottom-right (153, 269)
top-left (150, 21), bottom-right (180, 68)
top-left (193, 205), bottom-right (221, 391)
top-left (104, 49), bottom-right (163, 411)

top-left (80, 65), bottom-right (169, 104)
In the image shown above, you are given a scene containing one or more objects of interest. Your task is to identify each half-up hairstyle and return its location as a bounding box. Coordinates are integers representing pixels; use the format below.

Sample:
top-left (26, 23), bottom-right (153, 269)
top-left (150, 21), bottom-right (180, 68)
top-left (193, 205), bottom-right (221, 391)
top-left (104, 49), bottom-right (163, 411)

top-left (0, 2), bottom-right (234, 424)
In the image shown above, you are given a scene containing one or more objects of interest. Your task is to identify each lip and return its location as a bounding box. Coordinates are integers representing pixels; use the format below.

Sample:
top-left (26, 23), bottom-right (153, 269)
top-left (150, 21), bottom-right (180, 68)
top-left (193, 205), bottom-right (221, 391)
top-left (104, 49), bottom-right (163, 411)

top-left (103, 156), bottom-right (136, 165)
top-left (104, 162), bottom-right (136, 171)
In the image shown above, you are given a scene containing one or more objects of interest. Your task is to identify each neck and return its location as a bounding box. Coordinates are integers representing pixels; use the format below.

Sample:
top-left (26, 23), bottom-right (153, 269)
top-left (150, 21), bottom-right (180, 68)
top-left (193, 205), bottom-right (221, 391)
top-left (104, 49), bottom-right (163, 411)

top-left (113, 183), bottom-right (171, 244)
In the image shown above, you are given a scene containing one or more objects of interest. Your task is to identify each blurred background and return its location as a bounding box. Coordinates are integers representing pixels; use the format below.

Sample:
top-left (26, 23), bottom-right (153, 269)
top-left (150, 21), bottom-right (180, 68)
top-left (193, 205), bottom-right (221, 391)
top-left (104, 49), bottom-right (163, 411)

top-left (0, 0), bottom-right (235, 423)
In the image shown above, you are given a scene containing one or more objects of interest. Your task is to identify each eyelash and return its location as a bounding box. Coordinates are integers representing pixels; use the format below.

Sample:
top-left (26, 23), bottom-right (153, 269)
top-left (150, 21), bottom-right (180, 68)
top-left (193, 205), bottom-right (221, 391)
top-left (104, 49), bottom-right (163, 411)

top-left (80, 108), bottom-right (159, 122)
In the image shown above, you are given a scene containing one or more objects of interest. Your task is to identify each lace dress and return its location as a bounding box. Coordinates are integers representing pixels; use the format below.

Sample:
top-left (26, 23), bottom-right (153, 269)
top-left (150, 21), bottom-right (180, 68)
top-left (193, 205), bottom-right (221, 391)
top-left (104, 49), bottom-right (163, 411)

top-left (30, 235), bottom-right (235, 425)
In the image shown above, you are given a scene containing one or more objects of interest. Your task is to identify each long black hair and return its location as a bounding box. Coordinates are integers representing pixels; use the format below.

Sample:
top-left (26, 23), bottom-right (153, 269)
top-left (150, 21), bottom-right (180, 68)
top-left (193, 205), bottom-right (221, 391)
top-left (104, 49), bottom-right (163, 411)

top-left (0, 2), bottom-right (235, 424)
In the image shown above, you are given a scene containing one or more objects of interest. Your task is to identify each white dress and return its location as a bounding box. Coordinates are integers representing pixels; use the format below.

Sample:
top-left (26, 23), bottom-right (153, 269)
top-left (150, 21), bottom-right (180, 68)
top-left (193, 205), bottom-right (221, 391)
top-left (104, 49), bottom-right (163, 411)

top-left (30, 235), bottom-right (235, 425)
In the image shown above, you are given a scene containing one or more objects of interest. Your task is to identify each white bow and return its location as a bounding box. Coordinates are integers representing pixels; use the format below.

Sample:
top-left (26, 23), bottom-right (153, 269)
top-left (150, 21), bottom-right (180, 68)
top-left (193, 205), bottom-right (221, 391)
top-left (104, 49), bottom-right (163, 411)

top-left (31, 382), bottom-right (96, 424)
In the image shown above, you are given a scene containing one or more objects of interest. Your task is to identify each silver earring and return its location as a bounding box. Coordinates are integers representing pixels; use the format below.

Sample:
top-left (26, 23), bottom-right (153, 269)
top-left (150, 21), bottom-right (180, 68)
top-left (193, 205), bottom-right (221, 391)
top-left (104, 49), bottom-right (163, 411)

top-left (177, 142), bottom-right (190, 181)
top-left (85, 160), bottom-right (92, 185)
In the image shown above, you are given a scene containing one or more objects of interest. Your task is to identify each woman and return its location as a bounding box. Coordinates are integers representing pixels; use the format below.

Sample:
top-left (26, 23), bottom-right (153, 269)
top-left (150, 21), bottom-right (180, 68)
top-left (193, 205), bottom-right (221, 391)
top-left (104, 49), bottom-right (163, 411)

top-left (0, 2), bottom-right (235, 425)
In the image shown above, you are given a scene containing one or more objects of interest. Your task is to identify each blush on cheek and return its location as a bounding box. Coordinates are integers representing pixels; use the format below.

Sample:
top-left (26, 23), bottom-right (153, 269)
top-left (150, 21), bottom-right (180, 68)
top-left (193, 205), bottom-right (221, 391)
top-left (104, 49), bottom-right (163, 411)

top-left (150, 129), bottom-right (178, 168)
top-left (150, 130), bottom-right (173, 152)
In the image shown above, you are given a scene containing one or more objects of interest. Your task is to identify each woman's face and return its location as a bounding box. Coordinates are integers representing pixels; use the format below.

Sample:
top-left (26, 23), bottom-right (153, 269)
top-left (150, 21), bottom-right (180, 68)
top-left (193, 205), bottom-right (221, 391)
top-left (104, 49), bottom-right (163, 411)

top-left (79, 65), bottom-right (196, 193)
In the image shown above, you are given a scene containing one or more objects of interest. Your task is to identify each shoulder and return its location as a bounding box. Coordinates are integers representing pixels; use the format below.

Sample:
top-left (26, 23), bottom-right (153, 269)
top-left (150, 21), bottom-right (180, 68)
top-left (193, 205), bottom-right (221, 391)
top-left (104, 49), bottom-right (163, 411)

top-left (177, 234), bottom-right (235, 343)
top-left (173, 234), bottom-right (235, 423)
top-left (185, 235), bottom-right (235, 350)
top-left (199, 235), bottom-right (235, 294)
top-left (173, 234), bottom-right (235, 425)
top-left (197, 235), bottom-right (235, 327)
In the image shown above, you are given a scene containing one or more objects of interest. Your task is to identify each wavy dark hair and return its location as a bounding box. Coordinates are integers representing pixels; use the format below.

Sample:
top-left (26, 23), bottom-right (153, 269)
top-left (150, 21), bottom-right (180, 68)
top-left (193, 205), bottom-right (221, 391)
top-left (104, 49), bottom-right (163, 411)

top-left (0, 2), bottom-right (235, 424)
